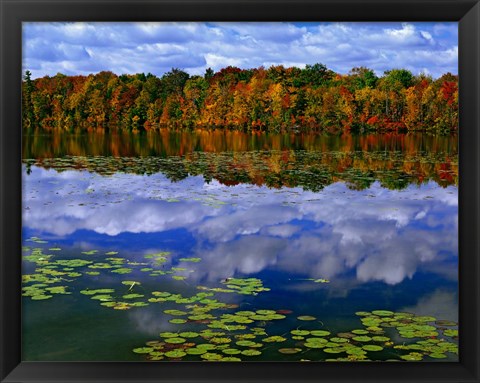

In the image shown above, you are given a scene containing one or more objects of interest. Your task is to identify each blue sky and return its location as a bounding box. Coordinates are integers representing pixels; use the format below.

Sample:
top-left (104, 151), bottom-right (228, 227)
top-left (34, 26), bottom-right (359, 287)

top-left (23, 22), bottom-right (458, 79)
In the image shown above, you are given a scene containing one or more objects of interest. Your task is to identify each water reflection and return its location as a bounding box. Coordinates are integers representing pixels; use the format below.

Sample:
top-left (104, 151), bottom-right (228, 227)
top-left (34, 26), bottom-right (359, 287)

top-left (23, 165), bottom-right (457, 287)
top-left (23, 130), bottom-right (458, 159)
top-left (23, 131), bottom-right (458, 190)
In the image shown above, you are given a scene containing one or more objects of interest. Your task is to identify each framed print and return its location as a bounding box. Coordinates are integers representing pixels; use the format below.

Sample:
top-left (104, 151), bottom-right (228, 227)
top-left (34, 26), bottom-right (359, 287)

top-left (1, 0), bottom-right (479, 382)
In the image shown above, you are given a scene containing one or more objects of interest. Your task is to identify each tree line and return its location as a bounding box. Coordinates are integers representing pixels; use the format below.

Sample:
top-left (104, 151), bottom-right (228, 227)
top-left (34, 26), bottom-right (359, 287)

top-left (22, 64), bottom-right (458, 133)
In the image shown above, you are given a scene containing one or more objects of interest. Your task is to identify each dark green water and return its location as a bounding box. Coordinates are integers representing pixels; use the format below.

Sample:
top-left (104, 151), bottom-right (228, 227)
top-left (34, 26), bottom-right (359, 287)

top-left (21, 131), bottom-right (458, 362)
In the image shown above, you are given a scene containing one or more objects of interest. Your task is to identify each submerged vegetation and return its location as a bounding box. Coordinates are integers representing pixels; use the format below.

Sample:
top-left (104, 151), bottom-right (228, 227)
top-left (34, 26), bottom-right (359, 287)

top-left (22, 238), bottom-right (459, 362)
top-left (22, 64), bottom-right (458, 133)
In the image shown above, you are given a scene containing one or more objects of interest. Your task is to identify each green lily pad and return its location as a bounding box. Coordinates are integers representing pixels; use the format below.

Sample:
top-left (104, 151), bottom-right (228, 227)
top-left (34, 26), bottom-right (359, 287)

top-left (235, 311), bottom-right (256, 317)
top-left (169, 319), bottom-right (187, 324)
top-left (412, 316), bottom-right (436, 322)
top-left (165, 350), bottom-right (187, 358)
top-left (90, 295), bottom-right (113, 301)
top-left (196, 344), bottom-right (217, 350)
top-left (159, 332), bottom-right (179, 338)
top-left (241, 349), bottom-right (262, 356)
top-left (186, 348), bottom-right (207, 355)
top-left (323, 347), bottom-right (345, 354)
top-left (429, 353), bottom-right (447, 359)
top-left (291, 330), bottom-right (310, 336)
top-left (133, 347), bottom-right (154, 354)
top-left (310, 330), bottom-right (331, 337)
top-left (304, 342), bottom-right (326, 349)
top-left (31, 294), bottom-right (53, 300)
top-left (400, 352), bottom-right (423, 361)
top-left (371, 310), bottom-right (394, 317)
top-left (179, 332), bottom-right (199, 338)
top-left (164, 309), bottom-right (188, 316)
top-left (256, 310), bottom-right (276, 315)
top-left (220, 357), bottom-right (242, 361)
top-left (262, 336), bottom-right (286, 343)
top-left (236, 340), bottom-right (257, 347)
top-left (111, 268), bottom-right (132, 274)
top-left (297, 316), bottom-right (316, 321)
top-left (122, 294), bottom-right (144, 299)
top-left (81, 250), bottom-right (98, 255)
top-left (122, 280), bottom-right (141, 286)
top-left (201, 352), bottom-right (222, 360)
top-left (164, 337), bottom-right (186, 344)
top-left (372, 336), bottom-right (390, 342)
top-left (443, 329), bottom-right (458, 337)
top-left (222, 348), bottom-right (241, 355)
top-left (362, 345), bottom-right (383, 352)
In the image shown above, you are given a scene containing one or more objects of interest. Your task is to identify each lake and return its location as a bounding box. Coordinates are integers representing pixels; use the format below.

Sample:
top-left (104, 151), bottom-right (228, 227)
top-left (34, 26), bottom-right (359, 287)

top-left (21, 130), bottom-right (459, 362)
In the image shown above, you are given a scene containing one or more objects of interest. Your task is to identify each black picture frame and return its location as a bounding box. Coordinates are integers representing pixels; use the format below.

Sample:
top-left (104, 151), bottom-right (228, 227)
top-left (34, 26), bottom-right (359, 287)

top-left (1, 1), bottom-right (479, 382)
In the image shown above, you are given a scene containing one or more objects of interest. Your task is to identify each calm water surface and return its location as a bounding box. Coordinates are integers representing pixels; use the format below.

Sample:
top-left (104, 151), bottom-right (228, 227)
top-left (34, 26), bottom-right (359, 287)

top-left (21, 130), bottom-right (458, 362)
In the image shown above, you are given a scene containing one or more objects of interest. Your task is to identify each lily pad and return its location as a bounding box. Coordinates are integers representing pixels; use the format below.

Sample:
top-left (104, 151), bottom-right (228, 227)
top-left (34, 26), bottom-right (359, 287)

top-left (362, 345), bottom-right (383, 352)
top-left (323, 348), bottom-right (346, 354)
top-left (429, 353), bottom-right (447, 359)
top-left (291, 330), bottom-right (310, 336)
top-left (165, 350), bottom-right (187, 358)
top-left (31, 295), bottom-right (53, 300)
top-left (201, 352), bottom-right (222, 360)
top-left (297, 316), bottom-right (316, 321)
top-left (220, 357), bottom-right (242, 361)
top-left (371, 310), bottom-right (394, 317)
top-left (310, 330), bottom-right (331, 337)
top-left (186, 348), bottom-right (207, 355)
top-left (222, 348), bottom-right (241, 355)
top-left (400, 352), bottom-right (423, 361)
top-left (133, 347), bottom-right (154, 354)
top-left (164, 309), bottom-right (188, 316)
top-left (169, 319), bottom-right (187, 324)
top-left (179, 332), bottom-right (199, 338)
top-left (262, 336), bottom-right (286, 343)
top-left (443, 329), bottom-right (458, 337)
top-left (164, 337), bottom-right (186, 344)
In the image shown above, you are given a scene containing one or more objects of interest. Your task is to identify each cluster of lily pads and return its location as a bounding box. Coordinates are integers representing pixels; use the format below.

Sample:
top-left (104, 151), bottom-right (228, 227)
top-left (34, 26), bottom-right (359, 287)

top-left (197, 277), bottom-right (270, 296)
top-left (22, 238), bottom-right (458, 362)
top-left (132, 309), bottom-right (458, 362)
top-left (22, 238), bottom-right (273, 310)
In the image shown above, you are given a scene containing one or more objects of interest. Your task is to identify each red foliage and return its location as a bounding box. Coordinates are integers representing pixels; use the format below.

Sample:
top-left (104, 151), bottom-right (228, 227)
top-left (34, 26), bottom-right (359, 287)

top-left (441, 81), bottom-right (457, 106)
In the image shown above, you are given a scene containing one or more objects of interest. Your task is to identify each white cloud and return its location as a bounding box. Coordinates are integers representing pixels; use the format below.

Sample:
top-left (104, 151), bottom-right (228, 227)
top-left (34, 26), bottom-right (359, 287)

top-left (22, 22), bottom-right (457, 79)
top-left (23, 166), bottom-right (458, 287)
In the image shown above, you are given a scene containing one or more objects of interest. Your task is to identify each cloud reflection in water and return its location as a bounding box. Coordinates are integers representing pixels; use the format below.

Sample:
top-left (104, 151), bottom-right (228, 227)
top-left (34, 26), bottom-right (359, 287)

top-left (23, 166), bottom-right (457, 287)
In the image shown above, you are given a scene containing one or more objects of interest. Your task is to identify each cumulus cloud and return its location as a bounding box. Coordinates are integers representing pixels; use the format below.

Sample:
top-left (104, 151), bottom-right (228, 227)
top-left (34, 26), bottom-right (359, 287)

top-left (23, 166), bottom-right (458, 287)
top-left (401, 289), bottom-right (458, 321)
top-left (22, 21), bottom-right (457, 79)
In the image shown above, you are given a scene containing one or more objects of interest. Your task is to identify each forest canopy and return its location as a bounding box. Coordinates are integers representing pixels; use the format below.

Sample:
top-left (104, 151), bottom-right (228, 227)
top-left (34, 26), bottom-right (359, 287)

top-left (22, 64), bottom-right (458, 133)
